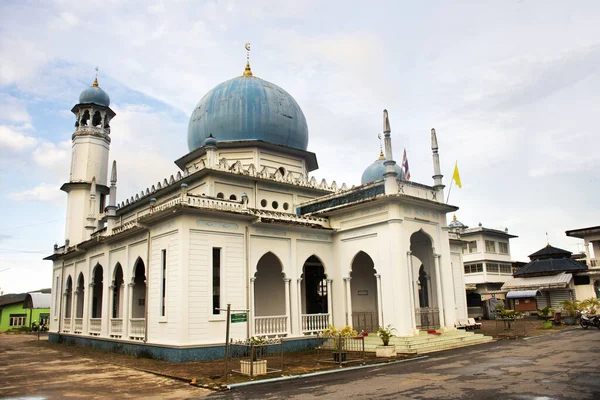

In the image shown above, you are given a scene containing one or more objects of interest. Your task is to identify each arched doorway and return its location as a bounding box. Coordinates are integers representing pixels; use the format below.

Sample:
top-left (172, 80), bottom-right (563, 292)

top-left (350, 251), bottom-right (378, 332)
top-left (63, 276), bottom-right (73, 332)
top-left (300, 255), bottom-right (329, 333)
top-left (74, 273), bottom-right (85, 333)
top-left (130, 259), bottom-right (146, 340)
top-left (254, 252), bottom-right (288, 335)
top-left (110, 264), bottom-right (124, 337)
top-left (410, 230), bottom-right (440, 330)
top-left (90, 264), bottom-right (103, 335)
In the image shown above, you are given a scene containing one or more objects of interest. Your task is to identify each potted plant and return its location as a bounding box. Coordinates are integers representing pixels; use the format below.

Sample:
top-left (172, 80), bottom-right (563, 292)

top-left (322, 324), bottom-right (357, 362)
top-left (581, 297), bottom-right (600, 315)
top-left (376, 325), bottom-right (397, 357)
top-left (240, 336), bottom-right (268, 376)
top-left (537, 307), bottom-right (554, 329)
top-left (558, 299), bottom-right (581, 325)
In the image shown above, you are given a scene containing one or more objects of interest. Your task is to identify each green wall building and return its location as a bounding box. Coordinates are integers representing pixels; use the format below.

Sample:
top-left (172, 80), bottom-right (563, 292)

top-left (0, 290), bottom-right (51, 332)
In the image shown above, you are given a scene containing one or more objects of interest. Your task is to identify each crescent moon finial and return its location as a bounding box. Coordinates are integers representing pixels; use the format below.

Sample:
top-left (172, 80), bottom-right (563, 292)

top-left (243, 42), bottom-right (253, 77)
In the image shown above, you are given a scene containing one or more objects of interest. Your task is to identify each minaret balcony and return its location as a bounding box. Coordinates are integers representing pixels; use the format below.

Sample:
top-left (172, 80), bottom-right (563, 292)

top-left (73, 126), bottom-right (111, 141)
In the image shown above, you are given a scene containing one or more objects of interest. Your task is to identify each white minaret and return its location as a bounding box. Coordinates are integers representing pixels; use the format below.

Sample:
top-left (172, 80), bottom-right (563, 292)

top-left (382, 109), bottom-right (399, 195)
top-left (431, 128), bottom-right (445, 201)
top-left (106, 160), bottom-right (118, 232)
top-left (62, 76), bottom-right (115, 245)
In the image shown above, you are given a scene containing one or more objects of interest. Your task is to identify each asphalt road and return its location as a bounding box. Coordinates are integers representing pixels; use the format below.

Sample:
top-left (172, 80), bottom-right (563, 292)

top-left (210, 329), bottom-right (600, 400)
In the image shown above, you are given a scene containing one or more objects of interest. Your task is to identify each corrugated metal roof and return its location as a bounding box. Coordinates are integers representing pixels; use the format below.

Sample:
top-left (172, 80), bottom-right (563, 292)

top-left (514, 257), bottom-right (586, 276)
top-left (23, 293), bottom-right (51, 309)
top-left (502, 272), bottom-right (572, 290)
top-left (506, 290), bottom-right (541, 299)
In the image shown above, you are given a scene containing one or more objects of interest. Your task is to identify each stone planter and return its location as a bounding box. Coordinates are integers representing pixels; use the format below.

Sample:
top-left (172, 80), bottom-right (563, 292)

top-left (376, 345), bottom-right (397, 358)
top-left (563, 316), bottom-right (576, 325)
top-left (240, 359), bottom-right (267, 376)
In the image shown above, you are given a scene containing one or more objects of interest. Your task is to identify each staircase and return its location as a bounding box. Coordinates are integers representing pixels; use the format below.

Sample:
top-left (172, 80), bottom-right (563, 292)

top-left (363, 329), bottom-right (493, 354)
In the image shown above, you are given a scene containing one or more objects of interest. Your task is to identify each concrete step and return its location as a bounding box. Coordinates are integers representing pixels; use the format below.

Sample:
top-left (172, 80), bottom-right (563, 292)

top-left (363, 330), bottom-right (493, 354)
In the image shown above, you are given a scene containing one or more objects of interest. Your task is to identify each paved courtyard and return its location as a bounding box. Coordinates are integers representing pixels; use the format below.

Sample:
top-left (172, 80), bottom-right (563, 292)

top-left (1, 327), bottom-right (599, 399)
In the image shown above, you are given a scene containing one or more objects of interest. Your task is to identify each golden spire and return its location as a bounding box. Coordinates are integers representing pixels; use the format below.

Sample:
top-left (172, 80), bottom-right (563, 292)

top-left (243, 43), bottom-right (253, 77)
top-left (453, 214), bottom-right (457, 222)
top-left (92, 66), bottom-right (99, 87)
top-left (377, 133), bottom-right (385, 160)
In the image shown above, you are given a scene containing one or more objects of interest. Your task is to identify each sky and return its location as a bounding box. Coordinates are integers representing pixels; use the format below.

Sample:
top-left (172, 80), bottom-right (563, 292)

top-left (1, 0), bottom-right (599, 294)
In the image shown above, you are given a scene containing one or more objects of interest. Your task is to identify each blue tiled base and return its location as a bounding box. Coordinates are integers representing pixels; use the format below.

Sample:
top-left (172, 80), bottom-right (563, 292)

top-left (48, 333), bottom-right (321, 363)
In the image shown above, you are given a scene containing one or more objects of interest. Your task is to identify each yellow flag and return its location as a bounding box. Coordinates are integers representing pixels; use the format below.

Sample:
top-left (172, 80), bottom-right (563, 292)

top-left (452, 162), bottom-right (462, 188)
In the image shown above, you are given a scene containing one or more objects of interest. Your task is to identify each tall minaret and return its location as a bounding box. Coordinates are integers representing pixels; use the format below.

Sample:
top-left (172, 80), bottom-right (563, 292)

top-left (382, 109), bottom-right (399, 195)
top-left (431, 128), bottom-right (445, 201)
top-left (62, 75), bottom-right (115, 245)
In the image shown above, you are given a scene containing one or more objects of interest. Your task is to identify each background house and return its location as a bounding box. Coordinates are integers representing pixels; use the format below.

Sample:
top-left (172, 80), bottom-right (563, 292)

top-left (502, 245), bottom-right (587, 312)
top-left (0, 289), bottom-right (51, 332)
top-left (566, 225), bottom-right (600, 299)
top-left (449, 217), bottom-right (517, 319)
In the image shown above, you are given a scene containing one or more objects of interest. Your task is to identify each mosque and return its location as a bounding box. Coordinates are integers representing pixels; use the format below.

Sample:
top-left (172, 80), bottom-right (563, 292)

top-left (45, 55), bottom-right (470, 361)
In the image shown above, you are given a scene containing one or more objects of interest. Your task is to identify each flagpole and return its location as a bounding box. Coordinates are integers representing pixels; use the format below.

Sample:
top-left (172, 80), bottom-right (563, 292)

top-left (446, 178), bottom-right (453, 204)
top-left (446, 159), bottom-right (458, 204)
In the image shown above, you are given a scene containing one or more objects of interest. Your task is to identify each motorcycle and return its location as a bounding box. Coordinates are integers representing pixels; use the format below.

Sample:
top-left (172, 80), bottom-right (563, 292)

top-left (579, 311), bottom-right (600, 329)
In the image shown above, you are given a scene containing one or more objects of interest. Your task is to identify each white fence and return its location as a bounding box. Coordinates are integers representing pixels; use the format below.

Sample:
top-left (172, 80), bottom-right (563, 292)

top-left (255, 315), bottom-right (288, 336)
top-left (302, 313), bottom-right (330, 334)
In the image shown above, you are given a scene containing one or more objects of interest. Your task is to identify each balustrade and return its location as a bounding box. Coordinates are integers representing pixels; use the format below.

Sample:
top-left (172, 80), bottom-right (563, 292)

top-left (62, 318), bottom-right (71, 332)
top-left (301, 313), bottom-right (330, 334)
top-left (129, 318), bottom-right (145, 340)
top-left (74, 318), bottom-right (83, 333)
top-left (89, 318), bottom-right (101, 335)
top-left (110, 318), bottom-right (123, 337)
top-left (254, 315), bottom-right (288, 336)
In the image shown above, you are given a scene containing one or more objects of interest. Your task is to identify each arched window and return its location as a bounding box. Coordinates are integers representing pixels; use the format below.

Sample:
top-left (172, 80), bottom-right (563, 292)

top-left (229, 194), bottom-right (237, 201)
top-left (216, 192), bottom-right (224, 199)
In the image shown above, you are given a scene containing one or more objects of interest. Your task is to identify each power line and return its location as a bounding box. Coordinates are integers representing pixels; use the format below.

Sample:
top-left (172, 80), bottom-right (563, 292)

top-left (0, 220), bottom-right (61, 232)
top-left (0, 248), bottom-right (49, 254)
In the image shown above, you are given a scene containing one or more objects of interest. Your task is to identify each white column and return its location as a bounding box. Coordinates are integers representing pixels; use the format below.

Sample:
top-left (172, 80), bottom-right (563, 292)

top-left (284, 278), bottom-right (291, 334)
top-left (108, 284), bottom-right (115, 335)
top-left (344, 277), bottom-right (352, 327)
top-left (126, 282), bottom-right (134, 338)
top-left (249, 277), bottom-right (256, 336)
top-left (297, 278), bottom-right (303, 334)
top-left (434, 254), bottom-right (446, 328)
top-left (375, 274), bottom-right (383, 328)
top-left (326, 279), bottom-right (333, 325)
top-left (406, 251), bottom-right (417, 332)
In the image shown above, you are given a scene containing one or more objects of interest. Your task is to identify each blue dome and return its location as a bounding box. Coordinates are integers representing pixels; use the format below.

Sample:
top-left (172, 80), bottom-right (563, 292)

top-left (361, 158), bottom-right (405, 185)
top-left (79, 80), bottom-right (110, 107)
top-left (187, 76), bottom-right (308, 152)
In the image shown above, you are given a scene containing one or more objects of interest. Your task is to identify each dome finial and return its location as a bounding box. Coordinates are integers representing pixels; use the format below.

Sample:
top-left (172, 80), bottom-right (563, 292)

top-left (377, 133), bottom-right (385, 160)
top-left (243, 43), bottom-right (253, 77)
top-left (93, 66), bottom-right (99, 87)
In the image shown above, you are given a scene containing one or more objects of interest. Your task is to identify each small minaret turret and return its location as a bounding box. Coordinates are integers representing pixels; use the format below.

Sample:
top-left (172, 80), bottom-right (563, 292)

top-left (431, 128), bottom-right (445, 200)
top-left (106, 160), bottom-right (118, 232)
top-left (204, 134), bottom-right (218, 167)
top-left (62, 74), bottom-right (115, 244)
top-left (382, 109), bottom-right (399, 195)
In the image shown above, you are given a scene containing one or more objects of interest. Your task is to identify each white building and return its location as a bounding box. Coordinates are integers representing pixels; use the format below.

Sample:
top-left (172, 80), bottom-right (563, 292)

top-left (449, 218), bottom-right (517, 318)
top-left (566, 225), bottom-right (600, 299)
top-left (46, 59), bottom-right (468, 361)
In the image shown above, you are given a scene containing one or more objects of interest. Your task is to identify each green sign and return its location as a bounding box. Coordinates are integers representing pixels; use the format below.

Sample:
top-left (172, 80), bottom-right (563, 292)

top-left (231, 313), bottom-right (248, 323)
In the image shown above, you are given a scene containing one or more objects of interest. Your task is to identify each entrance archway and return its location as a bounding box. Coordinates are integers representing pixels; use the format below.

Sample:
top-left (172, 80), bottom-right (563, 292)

top-left (350, 251), bottom-right (378, 332)
top-left (410, 230), bottom-right (440, 329)
top-left (130, 259), bottom-right (146, 340)
top-left (300, 255), bottom-right (329, 333)
top-left (91, 264), bottom-right (103, 318)
top-left (254, 252), bottom-right (288, 335)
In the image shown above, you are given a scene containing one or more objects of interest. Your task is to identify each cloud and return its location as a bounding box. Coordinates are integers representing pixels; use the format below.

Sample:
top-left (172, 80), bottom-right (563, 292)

top-left (0, 234), bottom-right (11, 242)
top-left (0, 125), bottom-right (38, 151)
top-left (7, 183), bottom-right (63, 202)
top-left (32, 140), bottom-right (71, 170)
